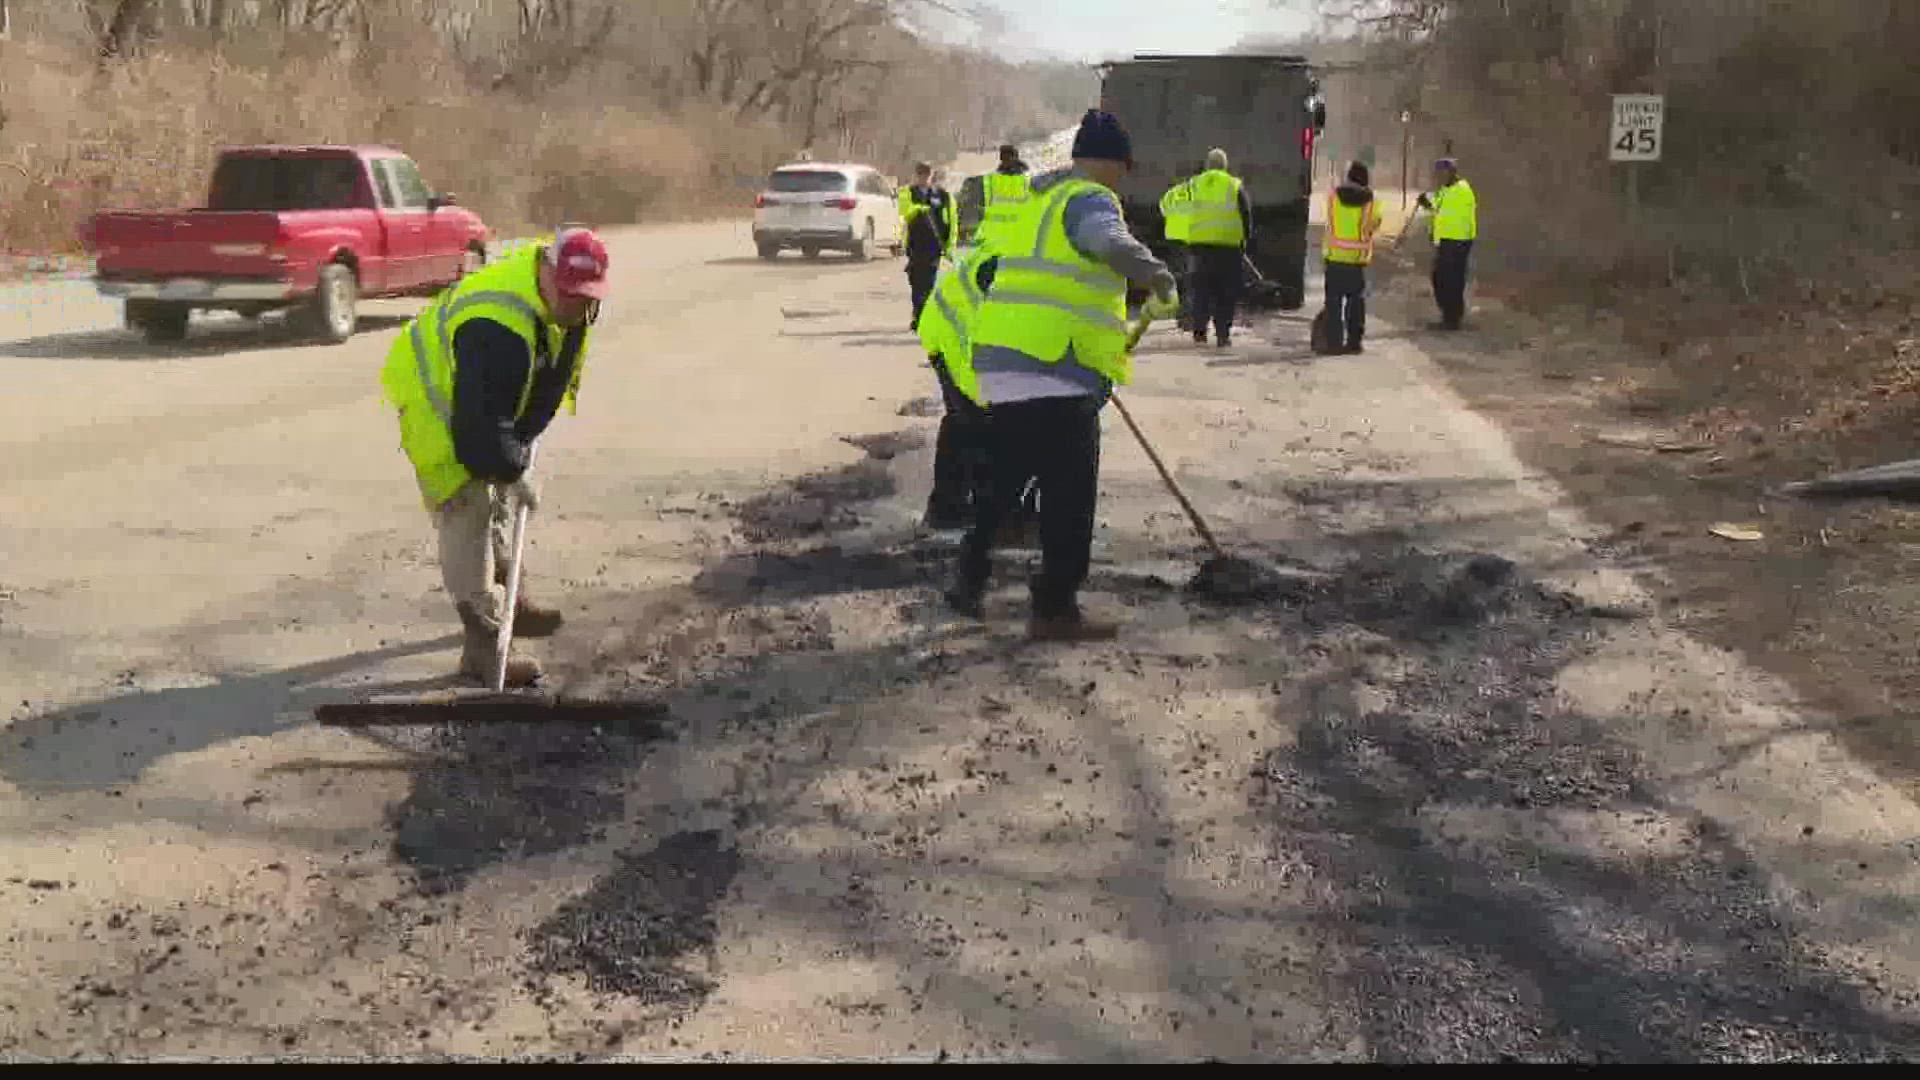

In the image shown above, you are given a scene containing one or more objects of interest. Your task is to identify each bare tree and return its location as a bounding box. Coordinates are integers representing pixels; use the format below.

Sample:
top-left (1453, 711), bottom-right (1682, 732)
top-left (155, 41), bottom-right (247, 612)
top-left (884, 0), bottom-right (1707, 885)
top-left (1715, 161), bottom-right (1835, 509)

top-left (97, 0), bottom-right (159, 58)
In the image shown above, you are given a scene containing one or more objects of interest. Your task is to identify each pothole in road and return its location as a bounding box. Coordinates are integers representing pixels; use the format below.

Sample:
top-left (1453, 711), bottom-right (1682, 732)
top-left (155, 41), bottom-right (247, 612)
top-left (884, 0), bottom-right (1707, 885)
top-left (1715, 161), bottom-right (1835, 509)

top-left (525, 829), bottom-right (743, 1008)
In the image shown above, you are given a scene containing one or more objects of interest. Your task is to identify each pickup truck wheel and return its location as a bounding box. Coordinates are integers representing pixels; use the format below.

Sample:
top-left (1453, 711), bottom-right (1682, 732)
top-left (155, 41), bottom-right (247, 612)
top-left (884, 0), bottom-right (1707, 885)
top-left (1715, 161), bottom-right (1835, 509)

top-left (756, 241), bottom-right (780, 260)
top-left (127, 300), bottom-right (189, 345)
top-left (801, 246), bottom-right (821, 259)
top-left (308, 263), bottom-right (358, 343)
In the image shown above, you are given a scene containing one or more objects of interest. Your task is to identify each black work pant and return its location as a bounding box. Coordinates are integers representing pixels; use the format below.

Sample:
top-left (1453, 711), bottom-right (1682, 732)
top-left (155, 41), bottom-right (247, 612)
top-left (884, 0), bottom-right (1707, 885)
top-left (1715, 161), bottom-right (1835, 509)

top-left (1189, 244), bottom-right (1243, 342)
top-left (1165, 241), bottom-right (1191, 326)
top-left (907, 260), bottom-right (939, 329)
top-left (957, 395), bottom-right (1102, 617)
top-left (927, 356), bottom-right (989, 521)
top-left (1323, 261), bottom-right (1367, 349)
top-left (1431, 239), bottom-right (1473, 328)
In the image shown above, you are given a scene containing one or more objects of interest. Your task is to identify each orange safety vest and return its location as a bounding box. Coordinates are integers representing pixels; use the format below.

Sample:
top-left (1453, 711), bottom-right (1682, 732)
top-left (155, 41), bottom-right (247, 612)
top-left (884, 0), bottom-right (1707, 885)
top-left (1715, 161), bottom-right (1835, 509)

top-left (1323, 190), bottom-right (1379, 266)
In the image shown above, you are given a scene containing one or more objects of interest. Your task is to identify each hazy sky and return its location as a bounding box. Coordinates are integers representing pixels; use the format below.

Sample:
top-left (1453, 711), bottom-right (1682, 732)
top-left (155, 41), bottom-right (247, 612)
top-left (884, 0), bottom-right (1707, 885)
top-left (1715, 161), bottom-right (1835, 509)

top-left (973, 0), bottom-right (1312, 62)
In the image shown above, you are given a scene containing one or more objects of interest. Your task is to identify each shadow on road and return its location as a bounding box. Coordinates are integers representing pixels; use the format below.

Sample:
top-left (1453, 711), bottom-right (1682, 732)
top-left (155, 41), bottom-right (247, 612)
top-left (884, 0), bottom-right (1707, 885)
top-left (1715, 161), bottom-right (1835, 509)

top-left (0, 635), bottom-right (460, 794)
top-left (1248, 548), bottom-right (1920, 1061)
top-left (702, 255), bottom-right (880, 269)
top-left (776, 327), bottom-right (914, 341)
top-left (8, 364), bottom-right (1920, 1059)
top-left (0, 314), bottom-right (411, 361)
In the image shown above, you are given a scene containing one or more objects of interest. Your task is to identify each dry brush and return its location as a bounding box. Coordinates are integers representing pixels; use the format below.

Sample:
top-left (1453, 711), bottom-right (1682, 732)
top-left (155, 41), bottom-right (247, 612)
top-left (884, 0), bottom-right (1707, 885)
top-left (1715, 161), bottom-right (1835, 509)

top-left (0, 0), bottom-right (1093, 254)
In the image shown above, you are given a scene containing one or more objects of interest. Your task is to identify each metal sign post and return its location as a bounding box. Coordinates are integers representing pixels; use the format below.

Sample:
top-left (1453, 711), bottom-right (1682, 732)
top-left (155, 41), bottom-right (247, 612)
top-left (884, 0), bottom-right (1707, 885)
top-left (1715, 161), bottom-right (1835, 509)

top-left (1610, 93), bottom-right (1665, 223)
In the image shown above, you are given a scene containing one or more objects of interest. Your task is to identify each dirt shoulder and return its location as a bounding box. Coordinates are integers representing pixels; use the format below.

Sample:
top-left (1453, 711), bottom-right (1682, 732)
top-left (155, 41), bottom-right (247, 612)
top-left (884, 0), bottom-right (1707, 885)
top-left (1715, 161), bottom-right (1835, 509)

top-left (1371, 247), bottom-right (1920, 808)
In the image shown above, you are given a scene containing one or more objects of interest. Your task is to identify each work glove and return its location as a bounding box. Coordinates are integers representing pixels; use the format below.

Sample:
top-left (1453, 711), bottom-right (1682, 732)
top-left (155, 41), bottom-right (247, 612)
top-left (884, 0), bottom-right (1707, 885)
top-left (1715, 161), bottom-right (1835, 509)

top-left (1142, 269), bottom-right (1180, 320)
top-left (1149, 268), bottom-right (1178, 303)
top-left (506, 475), bottom-right (540, 514)
top-left (1416, 192), bottom-right (1433, 211)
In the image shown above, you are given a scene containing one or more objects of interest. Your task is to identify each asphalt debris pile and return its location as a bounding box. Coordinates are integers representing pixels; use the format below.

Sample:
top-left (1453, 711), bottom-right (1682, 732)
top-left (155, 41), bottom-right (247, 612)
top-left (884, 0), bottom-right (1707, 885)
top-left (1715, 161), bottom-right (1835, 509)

top-left (526, 829), bottom-right (743, 1008)
top-left (1295, 550), bottom-right (1570, 638)
top-left (838, 430), bottom-right (925, 462)
top-left (1249, 547), bottom-right (1920, 1062)
top-left (1186, 553), bottom-right (1324, 605)
top-left (389, 720), bottom-right (672, 897)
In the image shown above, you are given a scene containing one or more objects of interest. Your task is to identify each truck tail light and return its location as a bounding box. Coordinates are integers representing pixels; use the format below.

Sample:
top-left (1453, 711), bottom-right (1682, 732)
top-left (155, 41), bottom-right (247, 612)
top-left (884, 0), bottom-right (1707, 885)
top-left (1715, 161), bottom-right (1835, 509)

top-left (754, 193), bottom-right (768, 208)
top-left (833, 196), bottom-right (857, 211)
top-left (1301, 126), bottom-right (1315, 162)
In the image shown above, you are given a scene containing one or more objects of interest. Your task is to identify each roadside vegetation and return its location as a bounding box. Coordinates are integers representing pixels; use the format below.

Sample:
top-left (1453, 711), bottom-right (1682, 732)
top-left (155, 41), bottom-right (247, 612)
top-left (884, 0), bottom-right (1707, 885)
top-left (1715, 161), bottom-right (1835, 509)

top-left (1280, 0), bottom-right (1920, 802)
top-left (0, 0), bottom-right (1092, 253)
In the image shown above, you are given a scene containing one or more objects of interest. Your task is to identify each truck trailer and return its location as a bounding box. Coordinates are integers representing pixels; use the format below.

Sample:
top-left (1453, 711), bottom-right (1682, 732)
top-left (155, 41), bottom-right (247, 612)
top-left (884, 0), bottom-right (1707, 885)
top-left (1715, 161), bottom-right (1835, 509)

top-left (1097, 52), bottom-right (1326, 310)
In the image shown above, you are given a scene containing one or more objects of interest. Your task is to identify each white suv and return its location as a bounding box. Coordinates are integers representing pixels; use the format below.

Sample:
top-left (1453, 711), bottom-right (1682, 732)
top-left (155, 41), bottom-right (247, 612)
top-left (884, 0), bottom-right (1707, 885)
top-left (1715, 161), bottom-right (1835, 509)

top-left (752, 163), bottom-right (901, 261)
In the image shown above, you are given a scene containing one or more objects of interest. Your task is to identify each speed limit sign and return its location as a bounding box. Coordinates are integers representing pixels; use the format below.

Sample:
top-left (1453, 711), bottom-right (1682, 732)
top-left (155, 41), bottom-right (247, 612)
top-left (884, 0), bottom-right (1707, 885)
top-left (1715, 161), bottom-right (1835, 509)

top-left (1610, 94), bottom-right (1665, 162)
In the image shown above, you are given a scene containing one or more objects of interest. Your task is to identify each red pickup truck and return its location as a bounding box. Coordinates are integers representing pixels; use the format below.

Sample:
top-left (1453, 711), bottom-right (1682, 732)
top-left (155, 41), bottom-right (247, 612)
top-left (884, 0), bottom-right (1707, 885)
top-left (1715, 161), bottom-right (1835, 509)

top-left (84, 145), bottom-right (492, 345)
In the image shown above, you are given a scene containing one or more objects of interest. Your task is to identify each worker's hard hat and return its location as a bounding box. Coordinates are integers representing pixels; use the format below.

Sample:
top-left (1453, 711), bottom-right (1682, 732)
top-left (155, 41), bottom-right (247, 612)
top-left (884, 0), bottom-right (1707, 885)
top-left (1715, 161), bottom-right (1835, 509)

top-left (545, 226), bottom-right (610, 300)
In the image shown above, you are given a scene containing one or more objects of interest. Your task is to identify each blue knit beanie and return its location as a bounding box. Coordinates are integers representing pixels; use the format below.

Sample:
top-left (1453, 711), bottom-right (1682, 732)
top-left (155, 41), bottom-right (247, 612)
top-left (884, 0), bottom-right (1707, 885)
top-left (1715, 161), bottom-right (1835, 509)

top-left (1070, 109), bottom-right (1133, 166)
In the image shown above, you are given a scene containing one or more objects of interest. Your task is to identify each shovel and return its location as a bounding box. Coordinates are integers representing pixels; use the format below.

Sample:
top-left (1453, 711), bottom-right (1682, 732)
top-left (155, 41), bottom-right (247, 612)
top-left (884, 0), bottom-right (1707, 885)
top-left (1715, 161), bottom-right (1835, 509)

top-left (317, 440), bottom-right (658, 726)
top-left (1111, 314), bottom-right (1320, 604)
top-left (491, 440), bottom-right (538, 692)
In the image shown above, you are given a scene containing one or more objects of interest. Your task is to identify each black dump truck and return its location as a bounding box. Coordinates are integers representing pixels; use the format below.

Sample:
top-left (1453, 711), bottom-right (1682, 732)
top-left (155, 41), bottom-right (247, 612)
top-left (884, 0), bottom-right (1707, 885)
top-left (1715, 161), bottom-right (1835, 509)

top-left (1097, 52), bottom-right (1326, 310)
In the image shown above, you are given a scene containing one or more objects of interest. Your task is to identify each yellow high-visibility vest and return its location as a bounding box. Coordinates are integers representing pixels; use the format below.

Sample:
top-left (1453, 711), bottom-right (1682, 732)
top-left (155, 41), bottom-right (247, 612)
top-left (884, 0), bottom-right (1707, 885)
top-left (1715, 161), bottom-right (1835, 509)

top-left (1323, 190), bottom-right (1383, 265)
top-left (379, 245), bottom-right (588, 509)
top-left (1186, 169), bottom-right (1245, 247)
top-left (915, 247), bottom-right (994, 404)
top-left (976, 172), bottom-right (1032, 254)
top-left (1159, 178), bottom-right (1194, 243)
top-left (1430, 178), bottom-right (1478, 242)
top-left (964, 177), bottom-right (1131, 405)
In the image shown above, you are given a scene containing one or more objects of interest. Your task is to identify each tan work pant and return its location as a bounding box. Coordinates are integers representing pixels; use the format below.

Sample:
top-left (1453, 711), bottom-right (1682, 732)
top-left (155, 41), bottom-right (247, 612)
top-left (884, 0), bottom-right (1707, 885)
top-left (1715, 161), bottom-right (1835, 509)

top-left (434, 479), bottom-right (533, 625)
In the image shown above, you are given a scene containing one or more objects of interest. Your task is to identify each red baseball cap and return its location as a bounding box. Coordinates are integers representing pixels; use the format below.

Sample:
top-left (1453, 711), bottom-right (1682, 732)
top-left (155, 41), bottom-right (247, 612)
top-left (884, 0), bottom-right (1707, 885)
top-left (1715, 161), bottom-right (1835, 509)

top-left (545, 226), bottom-right (610, 300)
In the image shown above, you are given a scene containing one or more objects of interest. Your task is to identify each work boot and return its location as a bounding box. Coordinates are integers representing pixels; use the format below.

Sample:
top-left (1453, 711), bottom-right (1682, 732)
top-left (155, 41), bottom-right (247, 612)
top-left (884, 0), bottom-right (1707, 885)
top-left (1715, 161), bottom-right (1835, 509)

top-left (943, 576), bottom-right (986, 619)
top-left (493, 566), bottom-right (564, 637)
top-left (923, 501), bottom-right (972, 532)
top-left (457, 602), bottom-right (544, 688)
top-left (1027, 605), bottom-right (1120, 643)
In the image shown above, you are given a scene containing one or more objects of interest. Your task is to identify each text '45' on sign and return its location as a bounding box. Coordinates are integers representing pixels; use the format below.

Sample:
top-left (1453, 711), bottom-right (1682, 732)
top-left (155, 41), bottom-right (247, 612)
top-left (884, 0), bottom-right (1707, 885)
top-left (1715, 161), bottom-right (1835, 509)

top-left (1610, 93), bottom-right (1665, 162)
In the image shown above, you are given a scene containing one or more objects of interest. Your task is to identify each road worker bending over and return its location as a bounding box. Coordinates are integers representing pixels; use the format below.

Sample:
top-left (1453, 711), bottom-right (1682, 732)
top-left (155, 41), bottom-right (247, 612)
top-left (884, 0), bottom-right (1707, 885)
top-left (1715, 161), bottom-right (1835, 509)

top-left (942, 108), bottom-right (1178, 642)
top-left (915, 247), bottom-right (996, 530)
top-left (380, 227), bottom-right (611, 687)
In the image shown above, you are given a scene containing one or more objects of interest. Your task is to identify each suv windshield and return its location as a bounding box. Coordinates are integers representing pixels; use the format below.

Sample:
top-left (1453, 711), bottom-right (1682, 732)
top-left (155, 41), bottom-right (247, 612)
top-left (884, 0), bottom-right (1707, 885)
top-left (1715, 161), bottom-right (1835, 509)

top-left (767, 170), bottom-right (850, 194)
top-left (208, 155), bottom-right (364, 211)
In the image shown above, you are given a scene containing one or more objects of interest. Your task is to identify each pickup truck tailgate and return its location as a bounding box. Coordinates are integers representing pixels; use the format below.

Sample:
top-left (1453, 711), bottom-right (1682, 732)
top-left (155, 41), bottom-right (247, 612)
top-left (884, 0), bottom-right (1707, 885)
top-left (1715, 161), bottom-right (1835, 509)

top-left (90, 211), bottom-right (286, 279)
